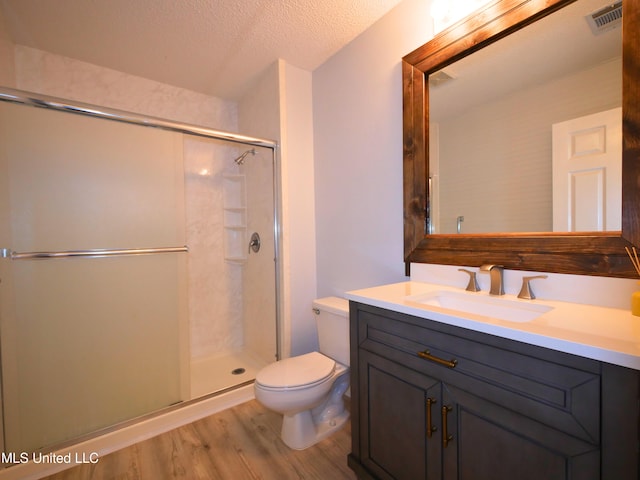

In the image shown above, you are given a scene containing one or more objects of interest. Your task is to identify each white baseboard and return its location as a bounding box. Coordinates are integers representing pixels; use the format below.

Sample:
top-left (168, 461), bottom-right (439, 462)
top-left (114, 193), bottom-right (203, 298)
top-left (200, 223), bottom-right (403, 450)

top-left (0, 385), bottom-right (255, 480)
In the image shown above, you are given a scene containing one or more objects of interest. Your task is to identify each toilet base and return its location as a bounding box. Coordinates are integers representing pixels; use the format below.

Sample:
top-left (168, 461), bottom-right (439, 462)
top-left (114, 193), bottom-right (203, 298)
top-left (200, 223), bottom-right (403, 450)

top-left (281, 408), bottom-right (350, 450)
top-left (280, 371), bottom-right (350, 450)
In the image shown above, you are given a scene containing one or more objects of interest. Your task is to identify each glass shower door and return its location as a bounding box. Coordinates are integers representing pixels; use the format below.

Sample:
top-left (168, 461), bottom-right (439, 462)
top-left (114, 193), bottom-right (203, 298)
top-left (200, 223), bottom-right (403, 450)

top-left (0, 102), bottom-right (189, 453)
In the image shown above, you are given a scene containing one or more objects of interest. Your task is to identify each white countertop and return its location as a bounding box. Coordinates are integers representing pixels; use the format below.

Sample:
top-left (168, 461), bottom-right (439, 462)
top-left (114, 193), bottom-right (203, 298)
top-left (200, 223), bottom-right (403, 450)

top-left (346, 281), bottom-right (640, 370)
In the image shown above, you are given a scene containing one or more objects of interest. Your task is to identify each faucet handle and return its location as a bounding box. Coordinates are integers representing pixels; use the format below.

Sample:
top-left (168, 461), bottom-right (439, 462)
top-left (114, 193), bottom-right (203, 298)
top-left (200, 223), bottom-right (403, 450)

top-left (458, 269), bottom-right (480, 292)
top-left (518, 275), bottom-right (548, 300)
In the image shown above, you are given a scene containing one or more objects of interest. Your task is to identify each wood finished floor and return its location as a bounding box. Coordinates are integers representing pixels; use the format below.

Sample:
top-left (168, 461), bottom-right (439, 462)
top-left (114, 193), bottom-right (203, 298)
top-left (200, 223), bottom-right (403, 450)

top-left (42, 399), bottom-right (356, 480)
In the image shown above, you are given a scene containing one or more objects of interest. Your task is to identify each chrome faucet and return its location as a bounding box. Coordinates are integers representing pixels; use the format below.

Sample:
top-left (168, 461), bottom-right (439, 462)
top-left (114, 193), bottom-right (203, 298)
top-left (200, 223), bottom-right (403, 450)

top-left (479, 264), bottom-right (505, 295)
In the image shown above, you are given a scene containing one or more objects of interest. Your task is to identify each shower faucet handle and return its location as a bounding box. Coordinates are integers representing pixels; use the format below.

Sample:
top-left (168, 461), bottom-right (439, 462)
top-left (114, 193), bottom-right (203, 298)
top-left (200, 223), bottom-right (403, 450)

top-left (248, 232), bottom-right (261, 253)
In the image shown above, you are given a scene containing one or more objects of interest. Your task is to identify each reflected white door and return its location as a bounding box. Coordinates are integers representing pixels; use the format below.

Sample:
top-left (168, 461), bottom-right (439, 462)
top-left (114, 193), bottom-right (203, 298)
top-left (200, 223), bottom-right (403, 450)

top-left (552, 107), bottom-right (621, 231)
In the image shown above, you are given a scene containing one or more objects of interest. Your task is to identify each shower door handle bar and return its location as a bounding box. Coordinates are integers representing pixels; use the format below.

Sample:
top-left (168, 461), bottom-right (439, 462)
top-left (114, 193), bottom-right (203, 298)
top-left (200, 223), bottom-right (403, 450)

top-left (1, 245), bottom-right (188, 260)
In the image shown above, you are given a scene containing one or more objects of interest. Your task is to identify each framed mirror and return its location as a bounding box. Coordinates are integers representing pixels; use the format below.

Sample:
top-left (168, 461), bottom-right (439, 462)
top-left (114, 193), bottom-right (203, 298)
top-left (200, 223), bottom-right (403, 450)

top-left (403, 0), bottom-right (639, 278)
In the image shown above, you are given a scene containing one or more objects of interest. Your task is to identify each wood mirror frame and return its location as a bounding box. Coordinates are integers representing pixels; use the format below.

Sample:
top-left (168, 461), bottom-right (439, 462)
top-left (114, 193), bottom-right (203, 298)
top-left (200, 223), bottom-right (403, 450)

top-left (403, 0), bottom-right (640, 278)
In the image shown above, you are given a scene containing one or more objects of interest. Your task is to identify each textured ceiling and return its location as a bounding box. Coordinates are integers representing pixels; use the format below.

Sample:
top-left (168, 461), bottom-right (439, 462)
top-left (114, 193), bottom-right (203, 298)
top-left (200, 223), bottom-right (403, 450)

top-left (0, 0), bottom-right (404, 100)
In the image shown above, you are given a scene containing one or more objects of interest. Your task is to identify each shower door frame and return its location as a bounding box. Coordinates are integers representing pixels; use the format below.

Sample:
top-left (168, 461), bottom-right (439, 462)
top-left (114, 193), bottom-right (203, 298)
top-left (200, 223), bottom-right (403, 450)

top-left (0, 86), bottom-right (283, 450)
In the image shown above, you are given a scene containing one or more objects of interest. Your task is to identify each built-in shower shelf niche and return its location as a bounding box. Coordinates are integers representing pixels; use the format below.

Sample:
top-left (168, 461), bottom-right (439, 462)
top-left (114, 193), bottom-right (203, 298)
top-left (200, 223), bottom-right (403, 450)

top-left (224, 207), bottom-right (247, 228)
top-left (223, 174), bottom-right (247, 263)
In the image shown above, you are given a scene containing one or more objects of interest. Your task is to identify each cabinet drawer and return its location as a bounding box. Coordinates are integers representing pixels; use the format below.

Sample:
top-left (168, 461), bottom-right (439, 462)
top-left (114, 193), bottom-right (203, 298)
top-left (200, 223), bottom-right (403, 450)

top-left (353, 303), bottom-right (601, 443)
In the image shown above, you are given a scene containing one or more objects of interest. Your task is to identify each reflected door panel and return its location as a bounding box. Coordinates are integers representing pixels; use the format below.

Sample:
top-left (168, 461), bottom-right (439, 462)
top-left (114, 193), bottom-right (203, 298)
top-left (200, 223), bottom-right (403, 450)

top-left (552, 107), bottom-right (622, 231)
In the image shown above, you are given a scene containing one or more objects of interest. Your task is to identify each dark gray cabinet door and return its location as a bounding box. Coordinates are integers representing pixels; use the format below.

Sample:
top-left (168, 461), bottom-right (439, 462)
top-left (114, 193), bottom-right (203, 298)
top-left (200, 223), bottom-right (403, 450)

top-left (442, 383), bottom-right (600, 480)
top-left (359, 350), bottom-right (441, 480)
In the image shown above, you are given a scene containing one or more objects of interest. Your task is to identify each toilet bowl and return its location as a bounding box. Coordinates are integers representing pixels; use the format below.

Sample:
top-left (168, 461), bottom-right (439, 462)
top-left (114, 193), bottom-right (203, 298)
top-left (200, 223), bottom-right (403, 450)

top-left (254, 297), bottom-right (350, 450)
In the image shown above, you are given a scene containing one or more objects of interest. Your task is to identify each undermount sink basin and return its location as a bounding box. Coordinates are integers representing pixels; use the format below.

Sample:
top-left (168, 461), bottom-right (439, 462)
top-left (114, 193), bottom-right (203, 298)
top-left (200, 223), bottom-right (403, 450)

top-left (406, 291), bottom-right (553, 322)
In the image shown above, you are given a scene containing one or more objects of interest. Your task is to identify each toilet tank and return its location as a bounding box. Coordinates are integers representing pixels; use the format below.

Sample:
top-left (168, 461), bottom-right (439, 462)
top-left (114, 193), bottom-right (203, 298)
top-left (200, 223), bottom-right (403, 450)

top-left (313, 296), bottom-right (350, 366)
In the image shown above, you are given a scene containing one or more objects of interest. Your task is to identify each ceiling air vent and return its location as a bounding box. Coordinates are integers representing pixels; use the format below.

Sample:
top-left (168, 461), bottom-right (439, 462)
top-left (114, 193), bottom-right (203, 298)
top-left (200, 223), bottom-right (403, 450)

top-left (586, 1), bottom-right (622, 35)
top-left (429, 70), bottom-right (455, 88)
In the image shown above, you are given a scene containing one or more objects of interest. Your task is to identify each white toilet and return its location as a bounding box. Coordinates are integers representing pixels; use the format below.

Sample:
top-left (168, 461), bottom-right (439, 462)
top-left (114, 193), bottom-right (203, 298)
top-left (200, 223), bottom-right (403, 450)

top-left (254, 296), bottom-right (350, 450)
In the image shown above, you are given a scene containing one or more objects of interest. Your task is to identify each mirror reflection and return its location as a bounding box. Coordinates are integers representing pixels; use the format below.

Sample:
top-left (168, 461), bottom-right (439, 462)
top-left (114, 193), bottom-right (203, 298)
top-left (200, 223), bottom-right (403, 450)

top-left (428, 0), bottom-right (622, 234)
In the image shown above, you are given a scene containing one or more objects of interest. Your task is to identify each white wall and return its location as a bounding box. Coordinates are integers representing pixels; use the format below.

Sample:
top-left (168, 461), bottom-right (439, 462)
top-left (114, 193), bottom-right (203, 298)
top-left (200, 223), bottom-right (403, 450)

top-left (312, 0), bottom-right (434, 297)
top-left (280, 63), bottom-right (319, 356)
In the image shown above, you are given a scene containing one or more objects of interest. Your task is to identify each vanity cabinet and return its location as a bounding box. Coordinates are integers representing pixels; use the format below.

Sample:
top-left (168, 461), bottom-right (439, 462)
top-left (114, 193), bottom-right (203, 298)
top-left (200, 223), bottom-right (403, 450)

top-left (348, 302), bottom-right (639, 480)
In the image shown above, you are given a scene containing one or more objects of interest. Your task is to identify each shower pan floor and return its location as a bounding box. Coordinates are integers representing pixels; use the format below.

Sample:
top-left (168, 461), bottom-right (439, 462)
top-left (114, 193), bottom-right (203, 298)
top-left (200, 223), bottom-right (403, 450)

top-left (190, 350), bottom-right (268, 399)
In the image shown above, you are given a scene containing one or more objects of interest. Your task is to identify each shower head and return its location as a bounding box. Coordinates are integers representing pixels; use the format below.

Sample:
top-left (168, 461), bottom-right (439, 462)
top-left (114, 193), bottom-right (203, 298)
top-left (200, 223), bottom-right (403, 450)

top-left (234, 148), bottom-right (256, 165)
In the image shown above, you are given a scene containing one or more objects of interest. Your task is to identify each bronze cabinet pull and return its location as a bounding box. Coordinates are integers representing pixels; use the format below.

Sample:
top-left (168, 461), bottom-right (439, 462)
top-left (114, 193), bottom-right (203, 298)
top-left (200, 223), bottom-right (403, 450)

top-left (417, 350), bottom-right (458, 369)
top-left (426, 397), bottom-right (437, 438)
top-left (442, 405), bottom-right (453, 448)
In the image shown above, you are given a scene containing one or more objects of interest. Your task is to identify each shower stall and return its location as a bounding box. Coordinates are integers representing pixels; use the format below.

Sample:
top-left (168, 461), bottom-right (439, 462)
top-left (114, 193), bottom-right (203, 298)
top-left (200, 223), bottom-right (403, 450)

top-left (0, 88), bottom-right (280, 458)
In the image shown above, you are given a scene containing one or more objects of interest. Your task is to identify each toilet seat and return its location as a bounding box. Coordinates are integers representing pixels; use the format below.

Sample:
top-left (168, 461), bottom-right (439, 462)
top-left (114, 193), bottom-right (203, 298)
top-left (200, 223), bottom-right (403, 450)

top-left (256, 352), bottom-right (336, 391)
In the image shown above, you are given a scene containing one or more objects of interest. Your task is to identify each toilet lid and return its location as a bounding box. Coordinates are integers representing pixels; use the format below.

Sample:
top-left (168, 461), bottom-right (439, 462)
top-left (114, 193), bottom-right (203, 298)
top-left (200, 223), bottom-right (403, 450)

top-left (256, 352), bottom-right (335, 389)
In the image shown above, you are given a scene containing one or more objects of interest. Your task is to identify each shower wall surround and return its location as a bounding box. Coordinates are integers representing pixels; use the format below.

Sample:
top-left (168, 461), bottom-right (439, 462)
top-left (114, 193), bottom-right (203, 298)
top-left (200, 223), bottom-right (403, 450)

top-left (184, 136), bottom-right (244, 359)
top-left (14, 46), bottom-right (237, 130)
